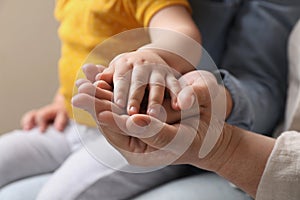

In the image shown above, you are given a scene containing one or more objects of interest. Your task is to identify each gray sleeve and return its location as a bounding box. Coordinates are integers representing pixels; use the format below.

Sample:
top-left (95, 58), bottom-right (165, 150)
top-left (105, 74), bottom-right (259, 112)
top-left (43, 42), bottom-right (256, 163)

top-left (219, 70), bottom-right (254, 130)
top-left (190, 0), bottom-right (300, 134)
top-left (219, 0), bottom-right (300, 134)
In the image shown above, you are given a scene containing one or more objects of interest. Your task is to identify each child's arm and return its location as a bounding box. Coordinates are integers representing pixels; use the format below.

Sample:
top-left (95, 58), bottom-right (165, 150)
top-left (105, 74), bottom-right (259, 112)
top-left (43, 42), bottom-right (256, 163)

top-left (145, 5), bottom-right (201, 72)
top-left (99, 5), bottom-right (201, 117)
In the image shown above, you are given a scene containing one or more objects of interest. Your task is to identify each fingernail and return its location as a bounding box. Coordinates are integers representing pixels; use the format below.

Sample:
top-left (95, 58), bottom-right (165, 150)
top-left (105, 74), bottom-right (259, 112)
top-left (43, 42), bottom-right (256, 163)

top-left (148, 108), bottom-right (158, 117)
top-left (129, 106), bottom-right (138, 114)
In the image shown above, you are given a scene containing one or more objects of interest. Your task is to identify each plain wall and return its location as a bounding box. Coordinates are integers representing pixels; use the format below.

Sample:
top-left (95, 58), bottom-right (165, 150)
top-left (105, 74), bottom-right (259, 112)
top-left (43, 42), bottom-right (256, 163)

top-left (0, 1), bottom-right (60, 134)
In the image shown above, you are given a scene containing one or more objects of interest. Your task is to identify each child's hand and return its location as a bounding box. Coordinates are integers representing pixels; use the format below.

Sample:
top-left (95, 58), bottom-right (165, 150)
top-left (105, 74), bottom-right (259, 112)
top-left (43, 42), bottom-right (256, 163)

top-left (21, 93), bottom-right (69, 133)
top-left (73, 69), bottom-right (229, 167)
top-left (98, 50), bottom-right (182, 118)
top-left (74, 64), bottom-right (226, 126)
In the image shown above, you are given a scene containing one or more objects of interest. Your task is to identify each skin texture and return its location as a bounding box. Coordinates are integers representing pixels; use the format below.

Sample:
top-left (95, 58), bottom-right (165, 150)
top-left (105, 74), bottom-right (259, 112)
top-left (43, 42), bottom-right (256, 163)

top-left (73, 64), bottom-right (274, 198)
top-left (21, 92), bottom-right (68, 133)
top-left (97, 5), bottom-right (201, 117)
top-left (21, 5), bottom-right (200, 133)
top-left (21, 64), bottom-right (105, 133)
top-left (98, 51), bottom-right (182, 118)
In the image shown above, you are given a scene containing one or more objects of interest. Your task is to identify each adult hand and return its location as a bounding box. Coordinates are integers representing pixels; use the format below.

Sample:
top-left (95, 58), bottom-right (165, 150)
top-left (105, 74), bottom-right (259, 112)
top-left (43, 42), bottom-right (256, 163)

top-left (73, 68), bottom-right (230, 169)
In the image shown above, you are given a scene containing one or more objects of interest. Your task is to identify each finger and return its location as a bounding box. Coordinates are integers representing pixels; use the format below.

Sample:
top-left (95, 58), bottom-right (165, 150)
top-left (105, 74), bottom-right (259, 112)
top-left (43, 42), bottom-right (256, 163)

top-left (35, 107), bottom-right (56, 133)
top-left (21, 110), bottom-right (37, 130)
top-left (178, 71), bottom-right (218, 111)
top-left (76, 79), bottom-right (90, 88)
top-left (147, 70), bottom-right (165, 118)
top-left (77, 82), bottom-right (113, 101)
top-left (82, 64), bottom-right (106, 82)
top-left (161, 97), bottom-right (206, 124)
top-left (100, 112), bottom-right (174, 149)
top-left (93, 80), bottom-right (113, 91)
top-left (99, 111), bottom-right (164, 140)
top-left (54, 111), bottom-right (69, 132)
top-left (161, 99), bottom-right (181, 124)
top-left (38, 122), bottom-right (48, 133)
top-left (177, 86), bottom-right (196, 110)
top-left (96, 70), bottom-right (114, 86)
top-left (127, 66), bottom-right (150, 115)
top-left (72, 93), bottom-right (124, 121)
top-left (98, 111), bottom-right (129, 133)
top-left (130, 114), bottom-right (198, 158)
top-left (178, 70), bottom-right (201, 86)
top-left (98, 111), bottom-right (153, 154)
top-left (113, 66), bottom-right (132, 109)
top-left (127, 114), bottom-right (178, 149)
top-left (98, 112), bottom-right (196, 166)
top-left (166, 75), bottom-right (181, 110)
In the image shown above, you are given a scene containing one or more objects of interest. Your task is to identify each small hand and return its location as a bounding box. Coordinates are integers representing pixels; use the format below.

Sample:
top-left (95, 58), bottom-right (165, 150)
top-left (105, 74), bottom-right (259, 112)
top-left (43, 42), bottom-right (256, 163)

top-left (76, 64), bottom-right (227, 124)
top-left (21, 93), bottom-right (68, 133)
top-left (98, 51), bottom-right (182, 117)
top-left (73, 67), bottom-right (230, 169)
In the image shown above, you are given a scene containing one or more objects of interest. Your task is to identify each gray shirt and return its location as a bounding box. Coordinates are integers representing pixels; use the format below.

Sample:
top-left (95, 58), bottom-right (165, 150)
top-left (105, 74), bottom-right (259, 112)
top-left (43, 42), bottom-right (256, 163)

top-left (190, 0), bottom-right (300, 134)
top-left (257, 19), bottom-right (300, 200)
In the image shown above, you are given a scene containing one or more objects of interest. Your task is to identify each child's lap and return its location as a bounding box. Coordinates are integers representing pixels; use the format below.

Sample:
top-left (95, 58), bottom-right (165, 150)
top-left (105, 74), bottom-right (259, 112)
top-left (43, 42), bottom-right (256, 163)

top-left (0, 121), bottom-right (98, 187)
top-left (0, 123), bottom-right (194, 200)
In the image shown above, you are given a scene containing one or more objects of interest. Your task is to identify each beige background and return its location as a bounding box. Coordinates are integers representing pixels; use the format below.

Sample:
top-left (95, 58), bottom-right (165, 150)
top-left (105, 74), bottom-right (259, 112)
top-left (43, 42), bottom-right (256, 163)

top-left (0, 1), bottom-right (60, 134)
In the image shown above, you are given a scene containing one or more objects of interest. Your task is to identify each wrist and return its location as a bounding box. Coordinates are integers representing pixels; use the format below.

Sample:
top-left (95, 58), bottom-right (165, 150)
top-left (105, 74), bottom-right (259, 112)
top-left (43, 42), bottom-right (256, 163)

top-left (216, 127), bottom-right (275, 197)
top-left (191, 123), bottom-right (242, 173)
top-left (138, 47), bottom-right (194, 75)
top-left (139, 29), bottom-right (201, 69)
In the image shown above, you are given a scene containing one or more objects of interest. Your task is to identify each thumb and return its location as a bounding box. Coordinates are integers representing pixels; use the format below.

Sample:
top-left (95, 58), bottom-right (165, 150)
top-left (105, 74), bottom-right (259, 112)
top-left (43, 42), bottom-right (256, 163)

top-left (127, 114), bottom-right (177, 149)
top-left (126, 114), bottom-right (164, 139)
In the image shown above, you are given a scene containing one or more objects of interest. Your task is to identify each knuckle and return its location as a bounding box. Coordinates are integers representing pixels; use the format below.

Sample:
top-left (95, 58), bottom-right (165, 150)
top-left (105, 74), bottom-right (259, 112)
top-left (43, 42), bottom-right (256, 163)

top-left (167, 77), bottom-right (179, 87)
top-left (36, 111), bottom-right (46, 120)
top-left (115, 74), bottom-right (130, 82)
top-left (150, 76), bottom-right (165, 86)
top-left (150, 82), bottom-right (165, 89)
top-left (132, 79), bottom-right (146, 88)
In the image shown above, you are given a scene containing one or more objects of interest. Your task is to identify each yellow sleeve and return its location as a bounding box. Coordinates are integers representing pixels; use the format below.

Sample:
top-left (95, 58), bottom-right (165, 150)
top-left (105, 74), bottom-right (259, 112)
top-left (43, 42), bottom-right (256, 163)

top-left (54, 0), bottom-right (69, 21)
top-left (133, 0), bottom-right (191, 27)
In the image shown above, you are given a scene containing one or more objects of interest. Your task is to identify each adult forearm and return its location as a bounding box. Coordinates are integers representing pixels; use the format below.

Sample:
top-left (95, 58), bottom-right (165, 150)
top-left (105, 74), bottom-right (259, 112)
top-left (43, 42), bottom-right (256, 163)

top-left (216, 125), bottom-right (275, 198)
